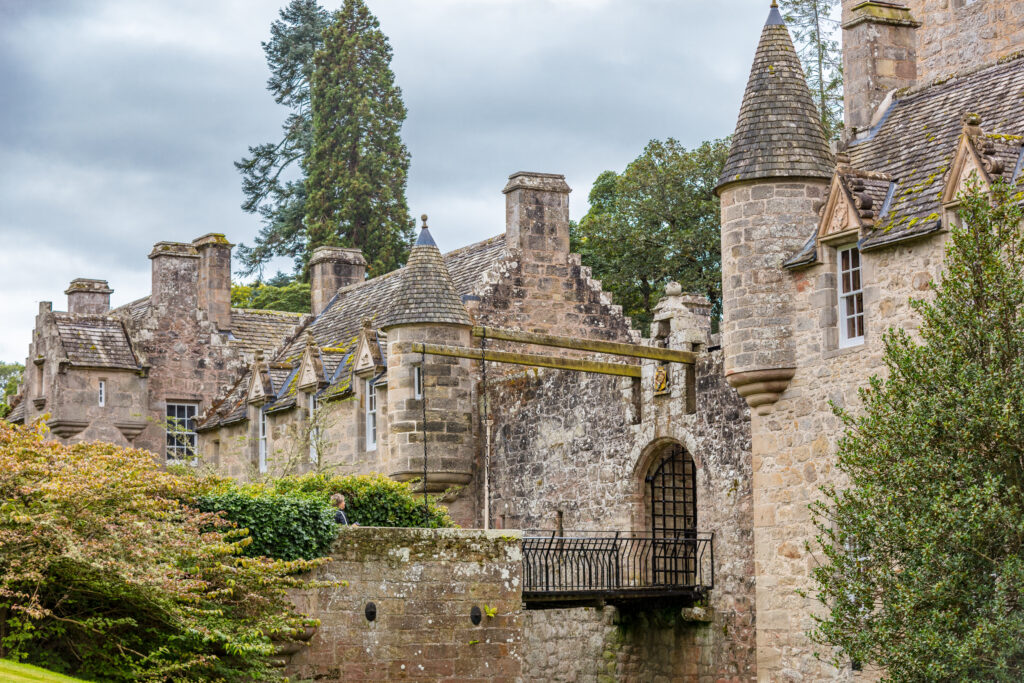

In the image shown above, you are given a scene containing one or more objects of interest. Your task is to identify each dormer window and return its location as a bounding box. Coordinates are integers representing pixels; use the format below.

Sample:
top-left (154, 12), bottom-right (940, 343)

top-left (838, 245), bottom-right (865, 347)
top-left (365, 379), bottom-right (377, 451)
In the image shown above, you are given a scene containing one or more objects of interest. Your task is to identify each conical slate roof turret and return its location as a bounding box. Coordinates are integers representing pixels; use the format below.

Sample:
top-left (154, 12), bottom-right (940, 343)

top-left (717, 1), bottom-right (834, 189)
top-left (379, 216), bottom-right (473, 329)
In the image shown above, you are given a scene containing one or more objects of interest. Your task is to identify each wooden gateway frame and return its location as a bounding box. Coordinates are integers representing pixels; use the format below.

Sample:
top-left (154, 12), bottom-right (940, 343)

top-left (411, 325), bottom-right (697, 529)
top-left (410, 325), bottom-right (695, 378)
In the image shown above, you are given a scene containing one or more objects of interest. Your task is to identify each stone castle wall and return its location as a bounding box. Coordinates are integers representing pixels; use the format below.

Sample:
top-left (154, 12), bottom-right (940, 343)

top-left (750, 233), bottom-right (946, 681)
top-left (487, 349), bottom-right (756, 681)
top-left (286, 527), bottom-right (524, 681)
top-left (905, 0), bottom-right (1024, 84)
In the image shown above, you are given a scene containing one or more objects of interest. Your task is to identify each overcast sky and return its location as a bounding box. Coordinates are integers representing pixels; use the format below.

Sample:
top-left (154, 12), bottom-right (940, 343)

top-left (0, 0), bottom-right (772, 362)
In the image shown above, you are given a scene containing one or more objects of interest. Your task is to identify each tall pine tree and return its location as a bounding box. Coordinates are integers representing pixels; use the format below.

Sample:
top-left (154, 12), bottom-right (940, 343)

top-left (780, 0), bottom-right (844, 139)
top-left (303, 0), bottom-right (413, 277)
top-left (235, 0), bottom-right (331, 276)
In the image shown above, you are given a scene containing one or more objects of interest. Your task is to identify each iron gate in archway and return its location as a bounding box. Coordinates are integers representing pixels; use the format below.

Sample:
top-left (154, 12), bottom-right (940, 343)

top-left (647, 443), bottom-right (697, 585)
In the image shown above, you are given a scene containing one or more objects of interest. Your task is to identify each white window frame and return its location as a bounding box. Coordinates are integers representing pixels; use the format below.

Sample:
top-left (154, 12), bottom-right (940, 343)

top-left (365, 379), bottom-right (377, 451)
top-left (98, 380), bottom-right (106, 407)
top-left (837, 244), bottom-right (866, 348)
top-left (258, 409), bottom-right (268, 473)
top-left (166, 402), bottom-right (198, 463)
top-left (413, 365), bottom-right (423, 400)
top-left (308, 392), bottom-right (319, 464)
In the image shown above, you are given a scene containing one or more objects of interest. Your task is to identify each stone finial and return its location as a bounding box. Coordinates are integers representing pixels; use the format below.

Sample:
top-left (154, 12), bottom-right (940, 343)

top-left (835, 151), bottom-right (852, 172)
top-left (421, 214), bottom-right (428, 229)
top-left (305, 330), bottom-right (316, 348)
top-left (652, 290), bottom-right (712, 349)
top-left (962, 112), bottom-right (983, 137)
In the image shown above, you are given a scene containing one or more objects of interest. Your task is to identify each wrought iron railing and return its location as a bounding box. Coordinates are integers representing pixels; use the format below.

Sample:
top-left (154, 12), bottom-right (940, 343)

top-left (522, 530), bottom-right (713, 601)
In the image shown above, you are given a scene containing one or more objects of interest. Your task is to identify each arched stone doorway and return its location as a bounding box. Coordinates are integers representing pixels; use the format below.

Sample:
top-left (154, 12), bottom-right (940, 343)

top-left (644, 442), bottom-right (697, 584)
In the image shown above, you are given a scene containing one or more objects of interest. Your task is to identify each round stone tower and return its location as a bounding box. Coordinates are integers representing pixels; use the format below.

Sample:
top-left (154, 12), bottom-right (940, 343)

top-left (380, 220), bottom-right (475, 493)
top-left (715, 1), bottom-right (834, 415)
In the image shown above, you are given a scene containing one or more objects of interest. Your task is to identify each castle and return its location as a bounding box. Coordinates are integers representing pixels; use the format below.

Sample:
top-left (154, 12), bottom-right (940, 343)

top-left (7, 1), bottom-right (1024, 679)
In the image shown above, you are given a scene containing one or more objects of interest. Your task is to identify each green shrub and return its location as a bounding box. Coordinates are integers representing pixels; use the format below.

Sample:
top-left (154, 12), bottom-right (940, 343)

top-left (196, 490), bottom-right (336, 562)
top-left (268, 472), bottom-right (455, 528)
top-left (192, 473), bottom-right (455, 562)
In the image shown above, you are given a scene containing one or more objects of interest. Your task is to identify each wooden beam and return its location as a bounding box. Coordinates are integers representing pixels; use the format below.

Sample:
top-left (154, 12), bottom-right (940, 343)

top-left (472, 326), bottom-right (695, 364)
top-left (411, 343), bottom-right (642, 378)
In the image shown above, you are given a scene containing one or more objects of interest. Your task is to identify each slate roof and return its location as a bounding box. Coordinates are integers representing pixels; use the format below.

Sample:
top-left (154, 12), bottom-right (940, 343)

top-left (5, 398), bottom-right (25, 424)
top-left (848, 55), bottom-right (1024, 250)
top-left (198, 233), bottom-right (508, 429)
top-left (786, 53), bottom-right (1024, 267)
top-left (109, 298), bottom-right (304, 358)
top-left (53, 314), bottom-right (139, 369)
top-left (718, 4), bottom-right (834, 188)
top-left (379, 227), bottom-right (473, 329)
top-left (228, 309), bottom-right (306, 357)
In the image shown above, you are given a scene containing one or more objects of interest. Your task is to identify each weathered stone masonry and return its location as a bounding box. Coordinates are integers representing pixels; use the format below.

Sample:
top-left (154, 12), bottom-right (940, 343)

top-left (286, 528), bottom-right (525, 682)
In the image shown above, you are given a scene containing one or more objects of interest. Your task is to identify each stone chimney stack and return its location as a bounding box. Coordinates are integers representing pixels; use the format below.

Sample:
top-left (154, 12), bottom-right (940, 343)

top-left (192, 233), bottom-right (234, 331)
top-left (309, 246), bottom-right (367, 316)
top-left (149, 242), bottom-right (199, 311)
top-left (842, 2), bottom-right (920, 134)
top-left (503, 172), bottom-right (571, 256)
top-left (65, 279), bottom-right (113, 315)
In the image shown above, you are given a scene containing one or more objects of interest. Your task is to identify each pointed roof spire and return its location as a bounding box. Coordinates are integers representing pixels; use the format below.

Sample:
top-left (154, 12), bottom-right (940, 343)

top-left (717, 2), bottom-right (834, 190)
top-left (379, 216), bottom-right (472, 329)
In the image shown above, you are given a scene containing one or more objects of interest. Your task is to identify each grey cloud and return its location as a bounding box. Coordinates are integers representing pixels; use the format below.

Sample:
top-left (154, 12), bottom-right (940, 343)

top-left (0, 0), bottom-right (771, 360)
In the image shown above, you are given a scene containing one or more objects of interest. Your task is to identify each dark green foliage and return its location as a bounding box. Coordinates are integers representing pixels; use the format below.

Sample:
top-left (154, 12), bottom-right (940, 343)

top-left (197, 490), bottom-right (336, 561)
top-left (0, 363), bottom-right (22, 419)
top-left (269, 472), bottom-right (455, 528)
top-left (235, 0), bottom-right (331, 277)
top-left (231, 278), bottom-right (311, 313)
top-left (196, 473), bottom-right (454, 563)
top-left (303, 0), bottom-right (413, 278)
top-left (571, 138), bottom-right (728, 335)
top-left (809, 180), bottom-right (1024, 679)
top-left (779, 0), bottom-right (843, 139)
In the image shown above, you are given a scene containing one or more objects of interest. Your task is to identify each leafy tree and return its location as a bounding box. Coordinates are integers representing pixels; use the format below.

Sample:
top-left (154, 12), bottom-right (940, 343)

top-left (0, 363), bottom-right (22, 419)
top-left (780, 0), bottom-right (843, 139)
top-left (808, 179), bottom-right (1024, 679)
top-left (303, 0), bottom-right (413, 277)
top-left (572, 138), bottom-right (729, 335)
top-left (235, 0), bottom-right (331, 277)
top-left (232, 277), bottom-right (312, 313)
top-left (0, 421), bottom-right (324, 680)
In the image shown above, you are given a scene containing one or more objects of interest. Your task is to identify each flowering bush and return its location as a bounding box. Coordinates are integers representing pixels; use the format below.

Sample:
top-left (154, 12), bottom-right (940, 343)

top-left (0, 421), bottom-right (324, 681)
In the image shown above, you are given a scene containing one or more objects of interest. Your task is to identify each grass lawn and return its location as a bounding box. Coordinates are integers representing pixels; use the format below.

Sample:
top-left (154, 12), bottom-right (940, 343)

top-left (0, 660), bottom-right (87, 682)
